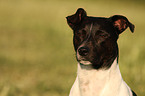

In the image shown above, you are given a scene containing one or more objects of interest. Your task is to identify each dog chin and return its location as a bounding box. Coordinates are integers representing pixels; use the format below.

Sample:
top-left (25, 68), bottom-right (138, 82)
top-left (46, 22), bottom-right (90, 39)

top-left (79, 60), bottom-right (92, 65)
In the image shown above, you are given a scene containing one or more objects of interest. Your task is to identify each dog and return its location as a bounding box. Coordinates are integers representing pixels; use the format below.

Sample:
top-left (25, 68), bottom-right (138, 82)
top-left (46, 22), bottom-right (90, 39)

top-left (66, 8), bottom-right (137, 96)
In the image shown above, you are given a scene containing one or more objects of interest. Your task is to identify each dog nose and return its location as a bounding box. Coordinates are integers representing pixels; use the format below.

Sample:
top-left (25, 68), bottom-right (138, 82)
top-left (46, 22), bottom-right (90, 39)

top-left (78, 47), bottom-right (89, 56)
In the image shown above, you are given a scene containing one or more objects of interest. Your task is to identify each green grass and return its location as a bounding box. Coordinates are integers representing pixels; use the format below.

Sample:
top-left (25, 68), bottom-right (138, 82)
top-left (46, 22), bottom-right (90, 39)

top-left (0, 0), bottom-right (145, 96)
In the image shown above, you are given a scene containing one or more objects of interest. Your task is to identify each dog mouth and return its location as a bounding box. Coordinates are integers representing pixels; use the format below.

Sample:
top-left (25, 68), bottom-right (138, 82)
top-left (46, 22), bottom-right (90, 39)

top-left (79, 60), bottom-right (92, 65)
top-left (77, 55), bottom-right (92, 65)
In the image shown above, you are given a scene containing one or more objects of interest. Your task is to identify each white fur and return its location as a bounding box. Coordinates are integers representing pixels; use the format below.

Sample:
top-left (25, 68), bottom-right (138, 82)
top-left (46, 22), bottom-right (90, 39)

top-left (69, 58), bottom-right (133, 96)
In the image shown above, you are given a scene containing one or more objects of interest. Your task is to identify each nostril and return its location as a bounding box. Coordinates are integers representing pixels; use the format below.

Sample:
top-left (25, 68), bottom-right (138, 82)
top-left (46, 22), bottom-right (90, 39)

top-left (78, 47), bottom-right (89, 56)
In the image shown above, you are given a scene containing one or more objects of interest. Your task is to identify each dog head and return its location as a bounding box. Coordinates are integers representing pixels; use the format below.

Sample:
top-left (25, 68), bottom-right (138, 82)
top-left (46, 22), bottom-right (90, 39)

top-left (66, 8), bottom-right (135, 69)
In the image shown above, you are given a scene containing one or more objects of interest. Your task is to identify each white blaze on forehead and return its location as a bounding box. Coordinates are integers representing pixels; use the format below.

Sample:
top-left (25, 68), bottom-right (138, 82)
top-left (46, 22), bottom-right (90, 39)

top-left (89, 23), bottom-right (93, 33)
top-left (86, 23), bottom-right (101, 36)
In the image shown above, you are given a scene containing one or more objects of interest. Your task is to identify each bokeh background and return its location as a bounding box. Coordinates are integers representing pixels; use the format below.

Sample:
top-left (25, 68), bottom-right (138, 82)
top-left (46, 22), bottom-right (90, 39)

top-left (0, 0), bottom-right (145, 96)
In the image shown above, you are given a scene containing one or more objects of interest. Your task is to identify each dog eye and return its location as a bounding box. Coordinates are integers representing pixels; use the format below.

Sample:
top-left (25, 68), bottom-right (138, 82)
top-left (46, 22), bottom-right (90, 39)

top-left (99, 34), bottom-right (108, 38)
top-left (78, 29), bottom-right (86, 34)
top-left (81, 29), bottom-right (87, 36)
top-left (98, 31), bottom-right (109, 38)
top-left (82, 29), bottom-right (86, 33)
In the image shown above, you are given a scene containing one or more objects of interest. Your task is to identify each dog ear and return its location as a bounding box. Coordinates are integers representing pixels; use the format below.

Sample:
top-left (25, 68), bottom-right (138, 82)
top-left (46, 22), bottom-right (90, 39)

top-left (110, 15), bottom-right (135, 35)
top-left (66, 8), bottom-right (87, 29)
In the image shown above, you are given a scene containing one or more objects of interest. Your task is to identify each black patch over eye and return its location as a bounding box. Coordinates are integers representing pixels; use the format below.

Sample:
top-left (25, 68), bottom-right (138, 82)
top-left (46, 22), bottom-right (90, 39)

top-left (97, 30), bottom-right (109, 38)
top-left (76, 29), bottom-right (86, 36)
top-left (95, 30), bottom-right (110, 44)
top-left (82, 29), bottom-right (87, 35)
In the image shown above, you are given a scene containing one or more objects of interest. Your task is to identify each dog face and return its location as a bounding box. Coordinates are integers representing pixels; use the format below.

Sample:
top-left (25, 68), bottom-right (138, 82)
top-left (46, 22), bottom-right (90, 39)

top-left (66, 8), bottom-right (134, 69)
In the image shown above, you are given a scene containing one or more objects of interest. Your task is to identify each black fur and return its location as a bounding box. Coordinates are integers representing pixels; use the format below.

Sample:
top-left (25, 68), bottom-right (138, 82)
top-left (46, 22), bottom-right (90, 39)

top-left (66, 8), bottom-right (134, 70)
top-left (132, 90), bottom-right (137, 96)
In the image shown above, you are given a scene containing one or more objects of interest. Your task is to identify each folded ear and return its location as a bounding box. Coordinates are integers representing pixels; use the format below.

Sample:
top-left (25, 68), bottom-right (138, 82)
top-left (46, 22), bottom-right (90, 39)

top-left (110, 15), bottom-right (135, 35)
top-left (66, 8), bottom-right (87, 29)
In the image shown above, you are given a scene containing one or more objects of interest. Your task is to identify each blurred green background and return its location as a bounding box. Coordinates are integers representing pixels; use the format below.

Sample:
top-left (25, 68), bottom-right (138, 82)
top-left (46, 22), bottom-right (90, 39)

top-left (0, 0), bottom-right (145, 96)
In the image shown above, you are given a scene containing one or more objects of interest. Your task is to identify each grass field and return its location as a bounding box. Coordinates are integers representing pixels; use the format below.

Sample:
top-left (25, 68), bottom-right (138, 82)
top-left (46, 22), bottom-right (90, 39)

top-left (0, 0), bottom-right (145, 96)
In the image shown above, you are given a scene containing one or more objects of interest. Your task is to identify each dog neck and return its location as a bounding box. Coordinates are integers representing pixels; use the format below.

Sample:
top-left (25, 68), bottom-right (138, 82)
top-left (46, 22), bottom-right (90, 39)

top-left (77, 58), bottom-right (128, 96)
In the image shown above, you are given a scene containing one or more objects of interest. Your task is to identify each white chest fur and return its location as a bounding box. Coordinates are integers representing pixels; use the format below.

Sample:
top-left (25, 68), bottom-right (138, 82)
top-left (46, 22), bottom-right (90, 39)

top-left (69, 58), bottom-right (133, 96)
